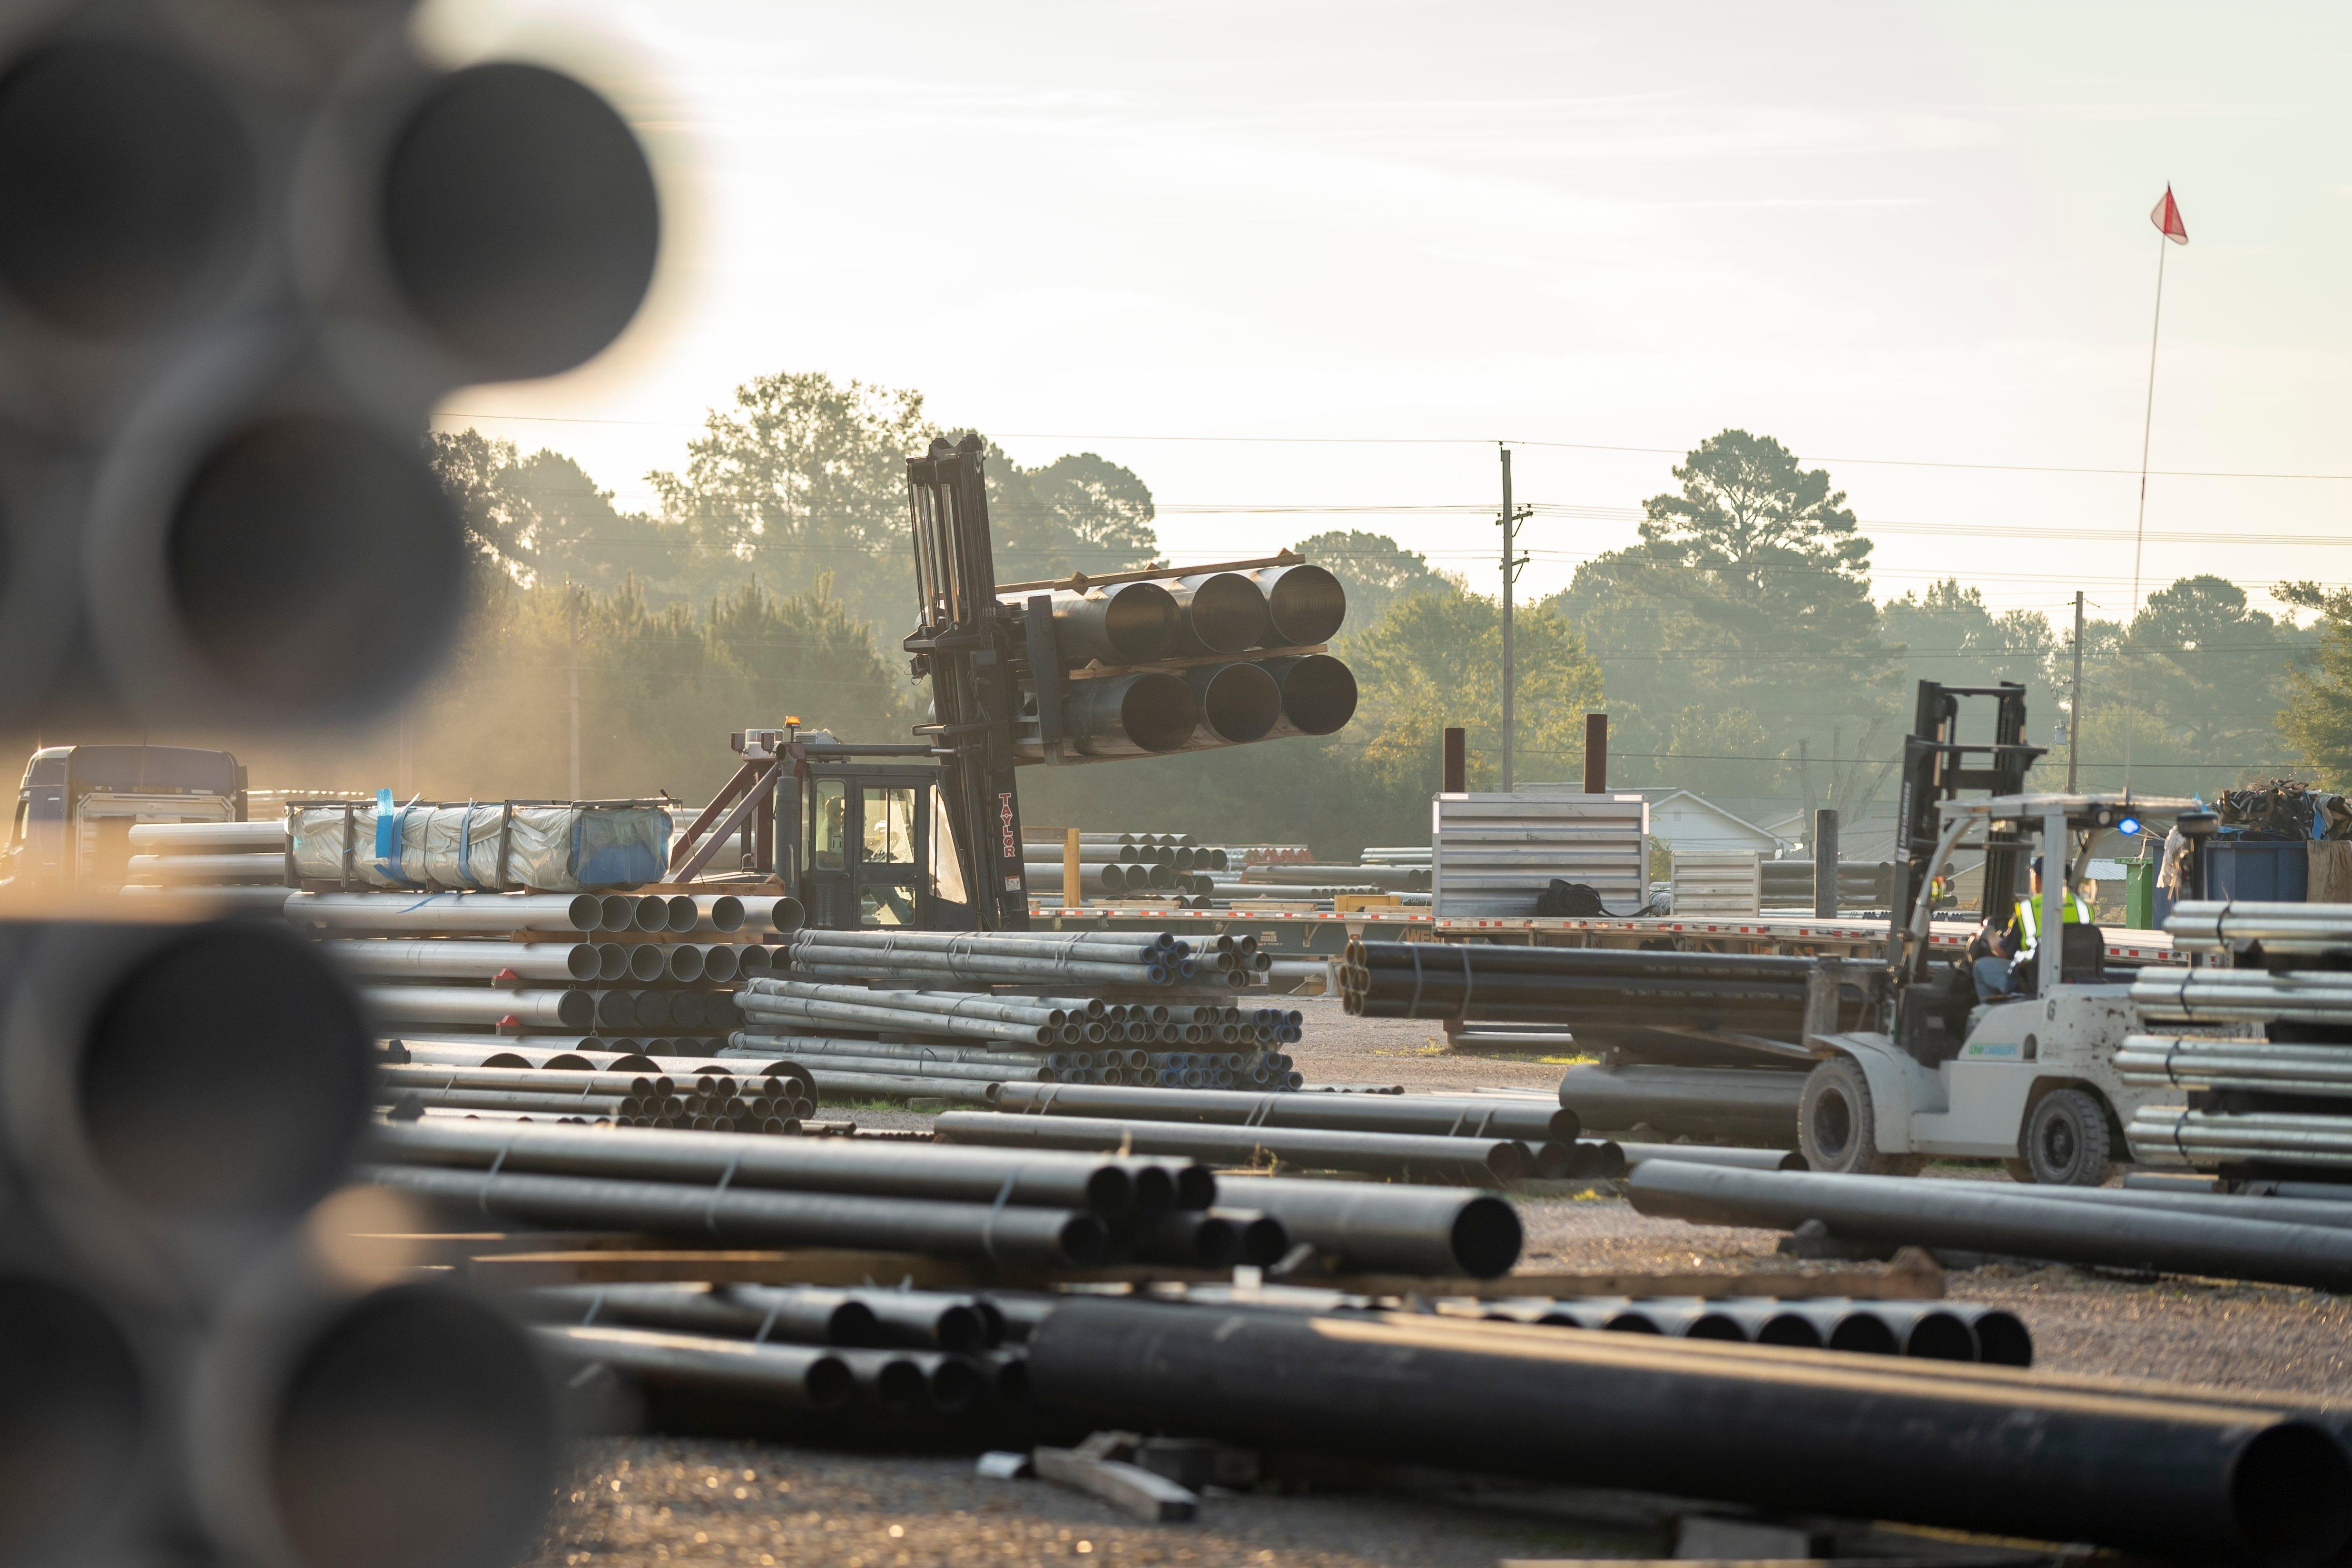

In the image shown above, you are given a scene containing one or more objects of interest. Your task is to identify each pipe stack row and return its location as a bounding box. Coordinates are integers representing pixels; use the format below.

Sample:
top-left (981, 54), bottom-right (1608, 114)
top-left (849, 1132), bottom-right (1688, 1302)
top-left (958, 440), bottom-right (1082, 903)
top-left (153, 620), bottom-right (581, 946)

top-left (0, 919), bottom-right (561, 1568)
top-left (123, 818), bottom-right (290, 888)
top-left (935, 1082), bottom-right (1626, 1187)
top-left (385, 1038), bottom-right (820, 1132)
top-left (279, 889), bottom-right (801, 1061)
top-left (1008, 562), bottom-right (1358, 760)
top-left (738, 929), bottom-right (1292, 1099)
top-left (2127, 900), bottom-right (2352, 1180)
top-left (525, 1282), bottom-right (1035, 1433)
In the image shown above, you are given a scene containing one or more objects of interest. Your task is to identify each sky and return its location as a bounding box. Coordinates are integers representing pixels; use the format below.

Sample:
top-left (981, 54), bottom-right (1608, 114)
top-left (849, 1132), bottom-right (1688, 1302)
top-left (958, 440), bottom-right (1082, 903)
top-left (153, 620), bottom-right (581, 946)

top-left (413, 0), bottom-right (2352, 632)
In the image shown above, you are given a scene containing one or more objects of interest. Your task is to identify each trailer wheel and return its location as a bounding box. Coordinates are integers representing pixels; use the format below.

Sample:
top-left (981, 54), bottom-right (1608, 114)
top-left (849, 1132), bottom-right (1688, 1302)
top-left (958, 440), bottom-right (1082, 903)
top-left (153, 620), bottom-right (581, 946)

top-left (2020, 1088), bottom-right (2112, 1186)
top-left (1799, 1058), bottom-right (1922, 1176)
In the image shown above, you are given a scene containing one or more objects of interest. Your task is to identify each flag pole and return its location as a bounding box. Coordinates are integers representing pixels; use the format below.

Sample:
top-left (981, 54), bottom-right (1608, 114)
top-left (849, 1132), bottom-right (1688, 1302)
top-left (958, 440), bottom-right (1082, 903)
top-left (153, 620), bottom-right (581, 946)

top-left (2121, 223), bottom-right (2171, 796)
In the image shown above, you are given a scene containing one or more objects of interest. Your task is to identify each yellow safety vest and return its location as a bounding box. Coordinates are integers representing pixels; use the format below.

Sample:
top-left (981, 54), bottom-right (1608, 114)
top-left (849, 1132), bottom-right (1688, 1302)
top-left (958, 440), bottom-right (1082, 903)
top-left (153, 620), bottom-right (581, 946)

top-left (2015, 892), bottom-right (2090, 958)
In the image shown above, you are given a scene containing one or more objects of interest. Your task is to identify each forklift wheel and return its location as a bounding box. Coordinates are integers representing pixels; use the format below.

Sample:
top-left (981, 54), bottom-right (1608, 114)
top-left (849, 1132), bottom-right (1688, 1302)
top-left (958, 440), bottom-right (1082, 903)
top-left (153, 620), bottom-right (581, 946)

top-left (2021, 1088), bottom-right (2113, 1187)
top-left (1799, 1058), bottom-right (1924, 1177)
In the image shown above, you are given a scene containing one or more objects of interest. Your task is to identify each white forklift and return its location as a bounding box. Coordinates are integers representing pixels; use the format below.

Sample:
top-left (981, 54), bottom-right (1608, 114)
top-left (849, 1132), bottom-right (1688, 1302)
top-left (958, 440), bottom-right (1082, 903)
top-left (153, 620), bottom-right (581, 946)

top-left (1790, 681), bottom-right (2207, 1184)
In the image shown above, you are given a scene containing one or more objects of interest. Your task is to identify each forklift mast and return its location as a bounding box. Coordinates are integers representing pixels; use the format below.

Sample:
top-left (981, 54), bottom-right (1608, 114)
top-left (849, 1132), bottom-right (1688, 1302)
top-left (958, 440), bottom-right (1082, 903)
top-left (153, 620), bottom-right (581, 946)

top-left (903, 434), bottom-right (1031, 931)
top-left (1889, 680), bottom-right (2045, 977)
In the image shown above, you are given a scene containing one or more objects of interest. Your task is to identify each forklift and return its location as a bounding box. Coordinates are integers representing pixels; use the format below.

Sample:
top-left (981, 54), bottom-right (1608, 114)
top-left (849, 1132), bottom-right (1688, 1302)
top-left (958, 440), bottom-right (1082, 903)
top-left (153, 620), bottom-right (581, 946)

top-left (664, 434), bottom-right (1108, 932)
top-left (1790, 680), bottom-right (2206, 1183)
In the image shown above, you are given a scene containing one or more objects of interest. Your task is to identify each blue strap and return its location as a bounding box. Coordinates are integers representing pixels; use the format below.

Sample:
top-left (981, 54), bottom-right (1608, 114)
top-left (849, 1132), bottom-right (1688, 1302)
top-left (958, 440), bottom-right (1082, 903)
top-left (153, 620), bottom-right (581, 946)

top-left (457, 800), bottom-right (479, 888)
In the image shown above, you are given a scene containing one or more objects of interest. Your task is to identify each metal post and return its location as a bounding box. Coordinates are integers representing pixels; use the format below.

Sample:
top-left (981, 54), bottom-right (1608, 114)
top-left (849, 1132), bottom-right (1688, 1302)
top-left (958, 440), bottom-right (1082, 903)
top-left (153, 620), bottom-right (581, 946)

top-left (1441, 727), bottom-right (1466, 794)
top-left (1583, 712), bottom-right (1607, 794)
top-left (1063, 828), bottom-right (1081, 908)
top-left (2067, 590), bottom-right (2086, 791)
top-left (2040, 810), bottom-right (2067, 997)
top-left (568, 589), bottom-right (581, 801)
top-left (1499, 444), bottom-right (1515, 792)
top-left (1812, 809), bottom-right (1839, 917)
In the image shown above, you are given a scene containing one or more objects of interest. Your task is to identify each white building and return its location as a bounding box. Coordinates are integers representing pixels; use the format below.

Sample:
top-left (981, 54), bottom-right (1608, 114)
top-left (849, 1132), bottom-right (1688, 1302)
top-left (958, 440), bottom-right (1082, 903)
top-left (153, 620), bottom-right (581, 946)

top-left (1636, 789), bottom-right (1792, 857)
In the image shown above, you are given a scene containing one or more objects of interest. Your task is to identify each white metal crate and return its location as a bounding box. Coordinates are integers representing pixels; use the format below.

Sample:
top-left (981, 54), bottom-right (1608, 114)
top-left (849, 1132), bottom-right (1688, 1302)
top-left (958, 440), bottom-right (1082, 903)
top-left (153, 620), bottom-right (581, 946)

top-left (1432, 790), bottom-right (1650, 917)
top-left (1671, 849), bottom-right (1763, 916)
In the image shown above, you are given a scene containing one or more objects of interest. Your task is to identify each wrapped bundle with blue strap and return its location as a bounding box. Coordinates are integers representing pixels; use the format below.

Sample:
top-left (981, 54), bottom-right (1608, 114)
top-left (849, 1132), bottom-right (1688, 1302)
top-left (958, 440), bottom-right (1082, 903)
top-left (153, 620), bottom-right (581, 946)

top-left (287, 794), bottom-right (671, 892)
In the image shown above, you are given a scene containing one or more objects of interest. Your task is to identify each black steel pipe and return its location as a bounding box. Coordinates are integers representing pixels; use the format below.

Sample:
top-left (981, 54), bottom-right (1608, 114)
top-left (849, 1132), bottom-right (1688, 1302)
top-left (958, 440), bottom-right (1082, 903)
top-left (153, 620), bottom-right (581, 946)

top-left (366, 1116), bottom-right (1174, 1218)
top-left (363, 1163), bottom-right (1113, 1268)
top-left (934, 1111), bottom-right (1530, 1186)
top-left (1023, 1296), bottom-right (2352, 1566)
top-left (1210, 1174), bottom-right (1522, 1277)
top-left (1557, 1064), bottom-right (1805, 1146)
top-left (1629, 1162), bottom-right (2352, 1291)
top-left (1059, 671), bottom-right (1200, 756)
top-left (991, 1082), bottom-right (1577, 1142)
top-left (1617, 1142), bottom-right (1808, 1173)
top-left (189, 1278), bottom-right (560, 1568)
top-left (0, 1272), bottom-right (146, 1564)
top-left (1030, 581), bottom-right (1181, 664)
top-left (1260, 653), bottom-right (1356, 738)
top-left (1185, 660), bottom-right (1283, 745)
top-left (533, 1323), bottom-right (853, 1410)
top-left (0, 918), bottom-right (375, 1301)
top-left (1169, 571), bottom-right (1269, 655)
top-left (1249, 562), bottom-right (1347, 647)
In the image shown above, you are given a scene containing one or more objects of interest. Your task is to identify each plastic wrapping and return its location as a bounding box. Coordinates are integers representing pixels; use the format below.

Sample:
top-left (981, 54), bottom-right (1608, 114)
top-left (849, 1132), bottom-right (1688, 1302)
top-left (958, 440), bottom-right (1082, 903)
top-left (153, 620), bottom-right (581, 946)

top-left (289, 798), bottom-right (669, 891)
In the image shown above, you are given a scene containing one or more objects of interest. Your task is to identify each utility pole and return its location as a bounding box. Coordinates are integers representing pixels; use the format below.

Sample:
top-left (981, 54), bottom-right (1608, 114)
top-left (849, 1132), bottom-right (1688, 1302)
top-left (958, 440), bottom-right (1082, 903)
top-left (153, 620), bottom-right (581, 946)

top-left (1498, 444), bottom-right (1531, 791)
top-left (2067, 590), bottom-right (2085, 792)
top-left (568, 588), bottom-right (581, 800)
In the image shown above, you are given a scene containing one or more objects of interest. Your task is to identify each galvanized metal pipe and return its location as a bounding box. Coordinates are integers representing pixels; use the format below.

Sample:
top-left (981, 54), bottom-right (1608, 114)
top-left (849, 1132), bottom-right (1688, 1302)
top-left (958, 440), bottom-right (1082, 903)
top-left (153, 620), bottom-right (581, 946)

top-left (935, 1110), bottom-right (1531, 1186)
top-left (1259, 653), bottom-right (1357, 739)
top-left (807, 1070), bottom-right (1000, 1105)
top-left (1023, 1296), bottom-right (2352, 1566)
top-left (1248, 562), bottom-right (1347, 647)
top-left (2121, 1035), bottom-right (2352, 1096)
top-left (1616, 1142), bottom-right (1809, 1173)
top-left (2166, 900), bottom-right (2352, 953)
top-left (532, 1323), bottom-right (853, 1410)
top-left (2132, 968), bottom-right (2352, 1023)
top-left (990, 1083), bottom-right (1570, 1140)
top-left (369, 1116), bottom-right (1177, 1216)
top-left (360, 984), bottom-right (596, 1032)
top-left (288, 891), bottom-right (606, 934)
top-left (1051, 672), bottom-right (1200, 758)
top-left (736, 992), bottom-right (1053, 1047)
top-left (387, 1087), bottom-right (632, 1115)
top-left (691, 895), bottom-right (746, 934)
top-left (1185, 660), bottom-right (1283, 746)
top-left (1629, 1160), bottom-right (2352, 1290)
top-left (2129, 1107), bottom-right (2352, 1167)
top-left (365, 1163), bottom-right (1112, 1267)
top-left (381, 1063), bottom-right (668, 1095)
top-left (128, 819), bottom-right (289, 853)
top-left (1016, 581), bottom-right (1182, 664)
top-left (126, 852), bottom-right (286, 885)
top-left (326, 938), bottom-right (602, 982)
top-left (744, 979), bottom-right (1073, 1030)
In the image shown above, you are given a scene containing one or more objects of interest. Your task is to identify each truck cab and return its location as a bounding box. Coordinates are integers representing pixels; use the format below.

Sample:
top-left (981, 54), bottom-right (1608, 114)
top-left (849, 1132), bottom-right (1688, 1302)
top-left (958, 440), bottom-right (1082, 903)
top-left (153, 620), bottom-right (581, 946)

top-left (1799, 792), bottom-right (2193, 1184)
top-left (1, 744), bottom-right (245, 897)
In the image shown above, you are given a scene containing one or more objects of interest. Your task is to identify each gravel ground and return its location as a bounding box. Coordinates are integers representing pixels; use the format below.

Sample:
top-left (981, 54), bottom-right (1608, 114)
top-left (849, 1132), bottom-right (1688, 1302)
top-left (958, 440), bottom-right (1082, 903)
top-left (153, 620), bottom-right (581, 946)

top-left (538, 1000), bottom-right (2352, 1565)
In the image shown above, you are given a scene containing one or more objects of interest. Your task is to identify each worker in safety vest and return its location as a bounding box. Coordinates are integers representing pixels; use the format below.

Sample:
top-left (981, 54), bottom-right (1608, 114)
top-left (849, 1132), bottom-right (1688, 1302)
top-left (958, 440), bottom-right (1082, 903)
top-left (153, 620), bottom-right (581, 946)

top-left (1971, 856), bottom-right (2088, 1001)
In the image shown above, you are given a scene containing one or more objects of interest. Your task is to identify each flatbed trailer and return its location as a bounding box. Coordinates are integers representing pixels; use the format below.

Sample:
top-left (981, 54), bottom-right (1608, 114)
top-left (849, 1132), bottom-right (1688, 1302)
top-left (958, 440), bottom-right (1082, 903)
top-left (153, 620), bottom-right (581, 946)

top-left (1028, 904), bottom-right (2180, 966)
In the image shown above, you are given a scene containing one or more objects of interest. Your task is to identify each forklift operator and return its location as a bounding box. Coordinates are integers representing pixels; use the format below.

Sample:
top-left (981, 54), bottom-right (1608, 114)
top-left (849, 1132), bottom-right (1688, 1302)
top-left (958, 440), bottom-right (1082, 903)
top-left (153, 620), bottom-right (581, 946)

top-left (1970, 855), bottom-right (2091, 1001)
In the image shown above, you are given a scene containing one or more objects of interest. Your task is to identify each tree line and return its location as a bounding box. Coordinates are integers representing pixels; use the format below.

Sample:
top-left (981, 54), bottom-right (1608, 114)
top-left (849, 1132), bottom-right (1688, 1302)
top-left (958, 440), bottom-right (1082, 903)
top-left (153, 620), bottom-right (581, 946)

top-left (44, 373), bottom-right (2344, 858)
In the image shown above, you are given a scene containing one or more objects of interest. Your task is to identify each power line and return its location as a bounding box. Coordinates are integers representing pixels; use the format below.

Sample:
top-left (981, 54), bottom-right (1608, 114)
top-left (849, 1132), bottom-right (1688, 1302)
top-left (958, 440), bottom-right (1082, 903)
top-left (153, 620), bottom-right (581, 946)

top-left (430, 411), bottom-right (2352, 482)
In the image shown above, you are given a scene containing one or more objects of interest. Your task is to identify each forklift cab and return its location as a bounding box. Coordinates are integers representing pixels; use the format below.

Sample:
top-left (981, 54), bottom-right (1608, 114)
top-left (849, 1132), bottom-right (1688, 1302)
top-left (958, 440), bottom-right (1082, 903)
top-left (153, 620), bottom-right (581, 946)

top-left (800, 760), bottom-right (934, 930)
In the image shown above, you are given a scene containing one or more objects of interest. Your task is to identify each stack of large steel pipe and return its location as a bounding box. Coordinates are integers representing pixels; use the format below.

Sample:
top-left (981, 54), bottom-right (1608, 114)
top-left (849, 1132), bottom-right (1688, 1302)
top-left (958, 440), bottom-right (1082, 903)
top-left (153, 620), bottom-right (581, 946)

top-left (378, 1061), bottom-right (816, 1134)
top-left (524, 1282), bottom-right (1033, 1430)
top-left (780, 927), bottom-right (1213, 986)
top-left (724, 1030), bottom-right (1302, 1091)
top-left (0, 919), bottom-right (560, 1568)
top-left (2128, 901), bottom-right (2352, 1181)
top-left (1020, 1293), bottom-right (2352, 1565)
top-left (958, 1082), bottom-right (1623, 1183)
top-left (122, 818), bottom-right (291, 890)
top-left (360, 1116), bottom-right (1229, 1268)
top-left (281, 889), bottom-right (798, 1059)
top-left (1008, 563), bottom-right (1356, 759)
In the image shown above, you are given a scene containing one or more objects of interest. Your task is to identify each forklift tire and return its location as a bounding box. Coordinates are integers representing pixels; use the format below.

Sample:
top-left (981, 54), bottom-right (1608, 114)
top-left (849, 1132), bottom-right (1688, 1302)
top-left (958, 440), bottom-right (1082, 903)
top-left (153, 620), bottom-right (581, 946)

top-left (1799, 1058), bottom-right (1924, 1177)
top-left (2020, 1088), bottom-right (2113, 1187)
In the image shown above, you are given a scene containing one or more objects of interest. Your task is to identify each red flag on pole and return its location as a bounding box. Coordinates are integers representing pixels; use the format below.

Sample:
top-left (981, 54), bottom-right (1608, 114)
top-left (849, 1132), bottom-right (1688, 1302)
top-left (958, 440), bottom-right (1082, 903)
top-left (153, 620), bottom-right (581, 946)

top-left (2150, 185), bottom-right (2188, 244)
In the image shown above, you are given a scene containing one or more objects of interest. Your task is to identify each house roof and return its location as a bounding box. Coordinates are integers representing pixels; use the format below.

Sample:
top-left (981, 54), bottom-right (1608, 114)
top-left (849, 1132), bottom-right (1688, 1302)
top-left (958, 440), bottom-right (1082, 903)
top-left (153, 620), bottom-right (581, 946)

top-left (1634, 788), bottom-right (1796, 850)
